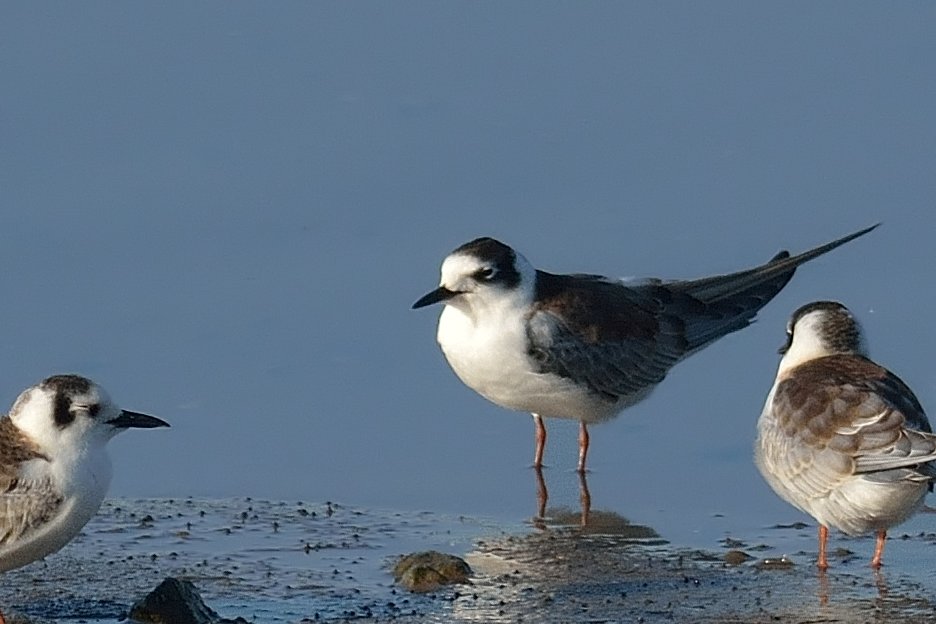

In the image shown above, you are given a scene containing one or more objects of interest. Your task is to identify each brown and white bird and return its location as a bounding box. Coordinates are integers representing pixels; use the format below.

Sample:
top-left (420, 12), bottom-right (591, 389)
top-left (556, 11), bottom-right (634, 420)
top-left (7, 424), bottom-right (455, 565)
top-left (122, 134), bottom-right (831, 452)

top-left (0, 375), bottom-right (168, 622)
top-left (413, 225), bottom-right (876, 472)
top-left (755, 301), bottom-right (936, 569)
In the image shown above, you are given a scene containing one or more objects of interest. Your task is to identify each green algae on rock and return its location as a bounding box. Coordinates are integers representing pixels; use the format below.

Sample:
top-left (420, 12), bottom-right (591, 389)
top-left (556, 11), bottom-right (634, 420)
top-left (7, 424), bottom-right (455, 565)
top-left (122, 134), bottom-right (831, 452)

top-left (393, 551), bottom-right (472, 592)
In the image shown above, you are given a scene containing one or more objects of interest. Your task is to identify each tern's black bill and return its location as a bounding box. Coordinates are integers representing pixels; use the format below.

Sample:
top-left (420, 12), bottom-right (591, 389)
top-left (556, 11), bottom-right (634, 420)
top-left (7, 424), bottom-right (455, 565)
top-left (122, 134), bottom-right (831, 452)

top-left (412, 286), bottom-right (458, 309)
top-left (110, 410), bottom-right (170, 429)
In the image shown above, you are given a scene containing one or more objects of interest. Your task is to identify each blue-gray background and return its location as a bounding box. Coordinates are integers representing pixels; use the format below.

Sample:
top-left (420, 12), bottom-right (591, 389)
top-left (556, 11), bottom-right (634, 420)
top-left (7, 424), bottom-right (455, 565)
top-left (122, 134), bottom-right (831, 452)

top-left (1, 3), bottom-right (934, 547)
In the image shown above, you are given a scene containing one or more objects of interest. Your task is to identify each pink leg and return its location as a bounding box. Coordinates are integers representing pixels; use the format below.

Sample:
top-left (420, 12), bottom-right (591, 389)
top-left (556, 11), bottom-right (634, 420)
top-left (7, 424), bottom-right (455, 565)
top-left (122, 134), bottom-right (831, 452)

top-left (871, 529), bottom-right (887, 568)
top-left (817, 525), bottom-right (829, 570)
top-left (533, 414), bottom-right (546, 468)
top-left (577, 421), bottom-right (590, 473)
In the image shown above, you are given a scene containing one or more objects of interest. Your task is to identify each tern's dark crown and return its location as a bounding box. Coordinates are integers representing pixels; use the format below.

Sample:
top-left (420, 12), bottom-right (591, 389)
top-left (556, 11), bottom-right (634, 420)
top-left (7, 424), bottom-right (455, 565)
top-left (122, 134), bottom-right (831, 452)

top-left (453, 237), bottom-right (521, 289)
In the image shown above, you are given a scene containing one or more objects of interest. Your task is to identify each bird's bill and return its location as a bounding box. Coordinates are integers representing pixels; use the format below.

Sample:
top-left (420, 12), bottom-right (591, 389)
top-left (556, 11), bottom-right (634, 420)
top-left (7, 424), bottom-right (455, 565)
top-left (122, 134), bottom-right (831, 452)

top-left (412, 286), bottom-right (458, 309)
top-left (109, 410), bottom-right (170, 429)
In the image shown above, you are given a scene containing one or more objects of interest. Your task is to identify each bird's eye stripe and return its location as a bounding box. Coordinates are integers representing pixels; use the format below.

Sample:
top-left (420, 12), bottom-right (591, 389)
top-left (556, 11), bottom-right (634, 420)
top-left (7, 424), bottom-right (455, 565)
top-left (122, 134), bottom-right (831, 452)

top-left (53, 393), bottom-right (76, 429)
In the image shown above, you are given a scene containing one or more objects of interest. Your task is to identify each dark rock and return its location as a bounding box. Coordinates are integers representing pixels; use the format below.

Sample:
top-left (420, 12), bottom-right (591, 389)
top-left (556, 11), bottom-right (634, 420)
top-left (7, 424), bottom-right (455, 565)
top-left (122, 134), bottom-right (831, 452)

top-left (393, 551), bottom-right (471, 592)
top-left (127, 577), bottom-right (249, 624)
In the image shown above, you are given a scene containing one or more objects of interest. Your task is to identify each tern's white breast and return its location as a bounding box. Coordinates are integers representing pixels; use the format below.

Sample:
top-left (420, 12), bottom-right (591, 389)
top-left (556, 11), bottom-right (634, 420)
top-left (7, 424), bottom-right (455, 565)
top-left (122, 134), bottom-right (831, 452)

top-left (436, 303), bottom-right (618, 422)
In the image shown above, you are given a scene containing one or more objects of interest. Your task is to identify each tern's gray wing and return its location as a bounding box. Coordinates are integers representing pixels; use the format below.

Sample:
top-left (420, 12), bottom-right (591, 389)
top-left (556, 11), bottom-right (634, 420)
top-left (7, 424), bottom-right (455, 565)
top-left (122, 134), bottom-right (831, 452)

top-left (525, 224), bottom-right (879, 401)
top-left (526, 274), bottom-right (695, 400)
top-left (771, 355), bottom-right (936, 487)
top-left (526, 264), bottom-right (818, 400)
top-left (0, 417), bottom-right (62, 547)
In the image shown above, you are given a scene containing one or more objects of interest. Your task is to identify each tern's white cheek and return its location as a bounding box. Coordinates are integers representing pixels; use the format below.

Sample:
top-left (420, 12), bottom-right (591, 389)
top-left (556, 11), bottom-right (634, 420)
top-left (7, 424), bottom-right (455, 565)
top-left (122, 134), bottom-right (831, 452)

top-left (440, 255), bottom-right (481, 291)
top-left (778, 313), bottom-right (829, 375)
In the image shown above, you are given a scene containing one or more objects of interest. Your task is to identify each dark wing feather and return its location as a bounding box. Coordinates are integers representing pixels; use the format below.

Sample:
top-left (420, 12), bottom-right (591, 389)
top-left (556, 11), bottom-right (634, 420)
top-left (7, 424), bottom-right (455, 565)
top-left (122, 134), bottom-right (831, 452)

top-left (524, 225), bottom-right (878, 401)
top-left (526, 274), bottom-right (692, 399)
top-left (674, 224), bottom-right (878, 303)
top-left (670, 224), bottom-right (879, 352)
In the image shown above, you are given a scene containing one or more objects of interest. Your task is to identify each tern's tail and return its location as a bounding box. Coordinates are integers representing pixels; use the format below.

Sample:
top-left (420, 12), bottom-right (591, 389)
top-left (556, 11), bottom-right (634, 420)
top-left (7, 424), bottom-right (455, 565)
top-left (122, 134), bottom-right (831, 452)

top-left (672, 223), bottom-right (879, 352)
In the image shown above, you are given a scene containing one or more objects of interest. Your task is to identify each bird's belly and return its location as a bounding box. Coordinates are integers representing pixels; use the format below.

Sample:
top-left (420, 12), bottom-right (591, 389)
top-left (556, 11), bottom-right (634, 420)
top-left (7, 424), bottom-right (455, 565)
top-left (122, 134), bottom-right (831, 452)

top-left (437, 308), bottom-right (618, 422)
top-left (810, 477), bottom-right (928, 535)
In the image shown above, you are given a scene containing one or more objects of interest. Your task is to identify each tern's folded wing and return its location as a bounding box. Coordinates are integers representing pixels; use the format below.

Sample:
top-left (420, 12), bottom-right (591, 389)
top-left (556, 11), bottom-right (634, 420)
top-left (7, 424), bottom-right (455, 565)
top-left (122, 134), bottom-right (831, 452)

top-left (0, 417), bottom-right (62, 548)
top-left (526, 277), bottom-right (688, 400)
top-left (0, 474), bottom-right (64, 548)
top-left (772, 355), bottom-right (936, 481)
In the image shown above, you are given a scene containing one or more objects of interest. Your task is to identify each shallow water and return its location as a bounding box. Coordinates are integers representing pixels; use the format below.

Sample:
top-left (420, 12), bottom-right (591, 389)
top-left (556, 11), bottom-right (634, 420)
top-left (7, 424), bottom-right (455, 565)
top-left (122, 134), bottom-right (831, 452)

top-left (2, 496), bottom-right (935, 623)
top-left (0, 498), bottom-right (511, 622)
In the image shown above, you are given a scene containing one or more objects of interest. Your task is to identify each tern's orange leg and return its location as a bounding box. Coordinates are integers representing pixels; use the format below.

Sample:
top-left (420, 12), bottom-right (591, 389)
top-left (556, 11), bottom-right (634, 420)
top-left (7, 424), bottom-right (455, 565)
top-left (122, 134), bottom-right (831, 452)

top-left (817, 525), bottom-right (830, 570)
top-left (577, 422), bottom-right (590, 473)
top-left (871, 529), bottom-right (887, 569)
top-left (533, 414), bottom-right (547, 468)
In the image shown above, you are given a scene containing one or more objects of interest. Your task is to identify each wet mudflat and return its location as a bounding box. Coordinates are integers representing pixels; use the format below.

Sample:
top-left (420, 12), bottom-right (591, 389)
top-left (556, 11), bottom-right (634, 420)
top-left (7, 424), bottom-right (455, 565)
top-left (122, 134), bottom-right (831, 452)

top-left (1, 498), bottom-right (935, 623)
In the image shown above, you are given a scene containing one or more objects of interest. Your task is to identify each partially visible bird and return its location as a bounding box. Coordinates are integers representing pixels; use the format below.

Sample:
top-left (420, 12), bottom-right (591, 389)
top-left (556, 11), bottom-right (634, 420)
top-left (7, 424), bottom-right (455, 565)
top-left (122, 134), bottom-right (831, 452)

top-left (413, 224), bottom-right (877, 472)
top-left (0, 375), bottom-right (168, 622)
top-left (755, 301), bottom-right (936, 569)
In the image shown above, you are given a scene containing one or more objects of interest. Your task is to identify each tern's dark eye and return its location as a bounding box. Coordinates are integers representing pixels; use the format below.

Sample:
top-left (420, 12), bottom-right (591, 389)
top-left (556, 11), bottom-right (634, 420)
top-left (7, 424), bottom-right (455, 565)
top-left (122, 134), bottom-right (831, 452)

top-left (88, 403), bottom-right (101, 418)
top-left (475, 267), bottom-right (496, 281)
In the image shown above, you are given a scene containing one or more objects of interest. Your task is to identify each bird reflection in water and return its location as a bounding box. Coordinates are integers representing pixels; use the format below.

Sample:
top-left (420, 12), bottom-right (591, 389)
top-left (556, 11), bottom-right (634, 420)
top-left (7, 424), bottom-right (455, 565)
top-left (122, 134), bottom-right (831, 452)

top-left (817, 566), bottom-right (891, 612)
top-left (532, 467), bottom-right (662, 542)
top-left (533, 466), bottom-right (591, 528)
